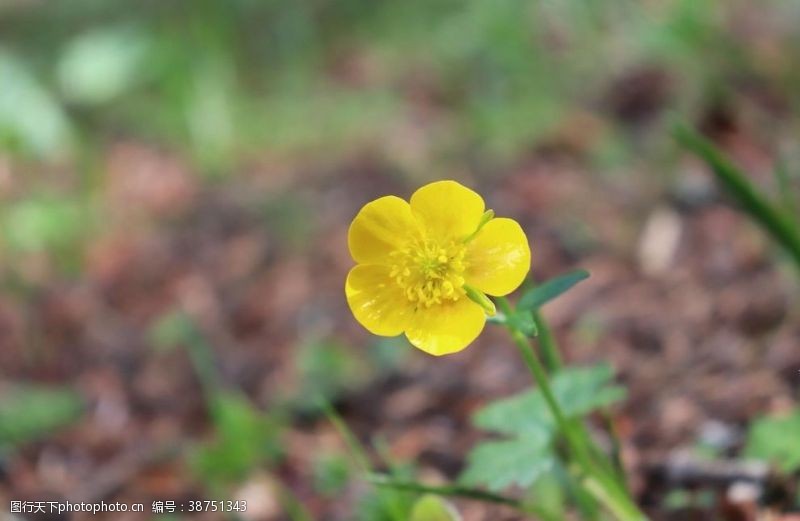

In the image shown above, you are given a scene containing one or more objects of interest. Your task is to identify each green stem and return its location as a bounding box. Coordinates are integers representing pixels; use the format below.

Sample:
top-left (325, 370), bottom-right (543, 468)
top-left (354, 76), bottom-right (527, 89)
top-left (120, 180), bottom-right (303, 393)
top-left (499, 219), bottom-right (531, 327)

top-left (563, 463), bottom-right (601, 520)
top-left (527, 295), bottom-right (627, 486)
top-left (496, 297), bottom-right (647, 521)
top-left (533, 310), bottom-right (562, 371)
top-left (604, 411), bottom-right (629, 490)
top-left (181, 314), bottom-right (221, 401)
top-left (321, 399), bottom-right (406, 521)
top-left (521, 273), bottom-right (565, 371)
top-left (774, 157), bottom-right (799, 219)
top-left (274, 480), bottom-right (314, 521)
top-left (366, 474), bottom-right (528, 510)
top-left (319, 397), bottom-right (372, 473)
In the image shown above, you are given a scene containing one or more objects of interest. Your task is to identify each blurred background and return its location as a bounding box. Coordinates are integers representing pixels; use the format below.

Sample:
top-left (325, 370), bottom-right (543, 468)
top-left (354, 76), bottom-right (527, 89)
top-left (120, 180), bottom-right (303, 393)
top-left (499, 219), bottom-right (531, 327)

top-left (1, 1), bottom-right (800, 519)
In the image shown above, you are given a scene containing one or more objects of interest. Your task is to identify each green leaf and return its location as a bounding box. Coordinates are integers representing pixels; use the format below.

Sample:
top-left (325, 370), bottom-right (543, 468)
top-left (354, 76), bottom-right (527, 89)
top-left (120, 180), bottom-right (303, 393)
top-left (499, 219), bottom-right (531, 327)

top-left (529, 471), bottom-right (567, 520)
top-left (460, 364), bottom-right (625, 495)
top-left (148, 311), bottom-right (192, 352)
top-left (312, 452), bottom-right (351, 496)
top-left (517, 270), bottom-right (590, 311)
top-left (410, 495), bottom-right (462, 521)
top-left (293, 340), bottom-right (367, 413)
top-left (192, 391), bottom-right (284, 485)
top-left (0, 384), bottom-right (84, 448)
top-left (460, 438), bottom-right (556, 491)
top-left (356, 485), bottom-right (414, 521)
top-left (475, 395), bottom-right (553, 437)
top-left (744, 409), bottom-right (800, 473)
top-left (474, 365), bottom-right (626, 436)
top-left (553, 365), bottom-right (627, 418)
top-left (3, 198), bottom-right (87, 254)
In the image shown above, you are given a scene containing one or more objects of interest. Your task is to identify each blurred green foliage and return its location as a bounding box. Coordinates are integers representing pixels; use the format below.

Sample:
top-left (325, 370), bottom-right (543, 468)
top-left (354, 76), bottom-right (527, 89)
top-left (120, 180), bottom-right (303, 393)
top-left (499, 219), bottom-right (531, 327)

top-left (261, 194), bottom-right (316, 250)
top-left (192, 391), bottom-right (285, 487)
top-left (744, 409), bottom-right (800, 474)
top-left (291, 337), bottom-right (407, 415)
top-left (409, 495), bottom-right (461, 521)
top-left (0, 384), bottom-right (84, 449)
top-left (0, 51), bottom-right (74, 156)
top-left (294, 339), bottom-right (366, 408)
top-left (2, 0), bottom-right (799, 168)
top-left (3, 1), bottom-right (800, 516)
top-left (149, 312), bottom-right (287, 489)
top-left (2, 197), bottom-right (89, 254)
top-left (676, 123), bottom-right (800, 272)
top-left (312, 452), bottom-right (351, 496)
top-left (662, 488), bottom-right (715, 512)
top-left (356, 470), bottom-right (416, 521)
top-left (528, 472), bottom-right (568, 521)
top-left (4, 0), bottom-right (800, 287)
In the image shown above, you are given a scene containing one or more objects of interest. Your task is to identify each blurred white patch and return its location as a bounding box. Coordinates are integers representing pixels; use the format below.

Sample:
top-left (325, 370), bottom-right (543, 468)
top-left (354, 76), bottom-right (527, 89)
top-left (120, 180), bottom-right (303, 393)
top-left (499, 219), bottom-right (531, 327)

top-left (235, 473), bottom-right (280, 521)
top-left (728, 481), bottom-right (761, 502)
top-left (638, 207), bottom-right (682, 276)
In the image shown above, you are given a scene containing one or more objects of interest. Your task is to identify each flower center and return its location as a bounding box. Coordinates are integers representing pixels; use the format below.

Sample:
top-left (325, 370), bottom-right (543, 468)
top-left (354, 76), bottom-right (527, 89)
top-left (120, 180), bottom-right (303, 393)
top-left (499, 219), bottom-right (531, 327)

top-left (390, 238), bottom-right (468, 307)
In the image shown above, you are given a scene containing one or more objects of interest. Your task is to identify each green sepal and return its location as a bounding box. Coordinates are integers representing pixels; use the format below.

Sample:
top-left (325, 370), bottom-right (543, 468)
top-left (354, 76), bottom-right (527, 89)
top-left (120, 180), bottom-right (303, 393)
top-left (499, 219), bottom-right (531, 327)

top-left (464, 285), bottom-right (496, 316)
top-left (463, 209), bottom-right (495, 243)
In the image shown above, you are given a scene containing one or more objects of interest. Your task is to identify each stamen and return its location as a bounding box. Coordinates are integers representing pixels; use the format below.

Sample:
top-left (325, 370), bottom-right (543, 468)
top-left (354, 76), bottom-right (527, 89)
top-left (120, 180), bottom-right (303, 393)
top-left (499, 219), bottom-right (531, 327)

top-left (390, 237), bottom-right (468, 307)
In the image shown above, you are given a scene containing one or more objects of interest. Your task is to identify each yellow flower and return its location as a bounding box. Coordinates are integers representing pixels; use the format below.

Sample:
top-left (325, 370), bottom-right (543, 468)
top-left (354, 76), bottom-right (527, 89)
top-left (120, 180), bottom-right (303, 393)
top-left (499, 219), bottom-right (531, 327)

top-left (345, 180), bottom-right (531, 356)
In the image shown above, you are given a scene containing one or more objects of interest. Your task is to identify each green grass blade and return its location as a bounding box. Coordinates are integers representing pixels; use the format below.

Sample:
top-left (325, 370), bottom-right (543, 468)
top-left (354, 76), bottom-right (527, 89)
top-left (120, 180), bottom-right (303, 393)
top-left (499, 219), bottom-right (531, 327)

top-left (673, 122), bottom-right (800, 271)
top-left (773, 157), bottom-right (799, 218)
top-left (366, 474), bottom-right (526, 509)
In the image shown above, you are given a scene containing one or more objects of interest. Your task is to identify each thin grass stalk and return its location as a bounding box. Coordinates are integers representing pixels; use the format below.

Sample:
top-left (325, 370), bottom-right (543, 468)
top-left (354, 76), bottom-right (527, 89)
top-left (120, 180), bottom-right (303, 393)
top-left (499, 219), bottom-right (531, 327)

top-left (674, 123), bottom-right (800, 272)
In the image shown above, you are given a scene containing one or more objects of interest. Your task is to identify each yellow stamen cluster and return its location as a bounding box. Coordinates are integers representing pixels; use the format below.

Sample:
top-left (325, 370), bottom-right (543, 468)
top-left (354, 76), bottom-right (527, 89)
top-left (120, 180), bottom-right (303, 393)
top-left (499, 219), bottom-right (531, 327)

top-left (389, 238), bottom-right (468, 307)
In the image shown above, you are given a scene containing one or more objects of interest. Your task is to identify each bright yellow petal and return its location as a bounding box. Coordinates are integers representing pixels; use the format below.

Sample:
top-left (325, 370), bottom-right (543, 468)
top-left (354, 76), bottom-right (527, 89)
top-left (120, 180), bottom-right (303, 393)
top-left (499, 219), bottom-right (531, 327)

top-left (410, 180), bottom-right (485, 241)
top-left (348, 196), bottom-right (420, 265)
top-left (346, 264), bottom-right (413, 336)
top-left (465, 217), bottom-right (531, 296)
top-left (405, 298), bottom-right (486, 356)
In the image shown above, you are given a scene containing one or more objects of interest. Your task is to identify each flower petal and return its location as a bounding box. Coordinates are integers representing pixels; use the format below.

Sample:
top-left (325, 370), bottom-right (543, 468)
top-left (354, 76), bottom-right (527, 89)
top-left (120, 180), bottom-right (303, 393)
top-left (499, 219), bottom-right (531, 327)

top-left (410, 180), bottom-right (485, 241)
top-left (405, 298), bottom-right (486, 356)
top-left (346, 264), bottom-right (413, 336)
top-left (348, 196), bottom-right (420, 265)
top-left (466, 217), bottom-right (531, 296)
